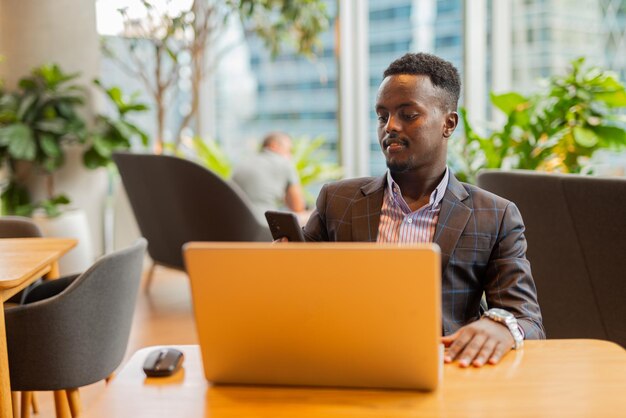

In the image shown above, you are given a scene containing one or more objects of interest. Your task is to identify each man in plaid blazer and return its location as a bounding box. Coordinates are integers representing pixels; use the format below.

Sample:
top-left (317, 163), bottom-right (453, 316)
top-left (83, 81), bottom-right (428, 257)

top-left (303, 53), bottom-right (544, 368)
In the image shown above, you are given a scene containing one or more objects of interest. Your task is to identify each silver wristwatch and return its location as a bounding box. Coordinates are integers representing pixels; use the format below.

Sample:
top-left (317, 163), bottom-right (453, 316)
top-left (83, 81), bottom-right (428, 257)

top-left (483, 308), bottom-right (524, 350)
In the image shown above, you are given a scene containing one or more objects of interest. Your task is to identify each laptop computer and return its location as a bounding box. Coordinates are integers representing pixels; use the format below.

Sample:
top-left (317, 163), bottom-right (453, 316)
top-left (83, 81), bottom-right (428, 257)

top-left (183, 242), bottom-right (442, 391)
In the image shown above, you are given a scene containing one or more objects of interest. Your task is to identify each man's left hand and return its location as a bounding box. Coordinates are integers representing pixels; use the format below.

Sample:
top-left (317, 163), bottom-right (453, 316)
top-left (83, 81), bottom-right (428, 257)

top-left (441, 318), bottom-right (515, 368)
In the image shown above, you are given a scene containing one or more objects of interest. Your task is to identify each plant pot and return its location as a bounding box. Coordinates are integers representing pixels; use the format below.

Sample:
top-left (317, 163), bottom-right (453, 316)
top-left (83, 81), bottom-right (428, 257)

top-left (32, 208), bottom-right (95, 276)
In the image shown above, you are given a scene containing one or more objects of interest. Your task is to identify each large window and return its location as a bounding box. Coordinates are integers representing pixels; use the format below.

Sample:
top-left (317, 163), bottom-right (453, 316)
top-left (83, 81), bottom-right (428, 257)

top-left (96, 0), bottom-right (626, 178)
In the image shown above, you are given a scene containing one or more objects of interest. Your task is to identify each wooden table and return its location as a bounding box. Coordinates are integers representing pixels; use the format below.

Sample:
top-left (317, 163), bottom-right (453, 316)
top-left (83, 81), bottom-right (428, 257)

top-left (0, 238), bottom-right (77, 418)
top-left (85, 340), bottom-right (626, 418)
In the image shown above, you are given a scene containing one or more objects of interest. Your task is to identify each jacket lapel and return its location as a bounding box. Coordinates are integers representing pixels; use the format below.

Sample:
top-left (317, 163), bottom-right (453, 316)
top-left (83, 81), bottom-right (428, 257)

top-left (351, 176), bottom-right (385, 242)
top-left (434, 174), bottom-right (471, 273)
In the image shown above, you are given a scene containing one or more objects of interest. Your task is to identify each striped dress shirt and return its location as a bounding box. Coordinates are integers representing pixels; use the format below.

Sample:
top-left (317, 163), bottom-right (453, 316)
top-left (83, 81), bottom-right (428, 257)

top-left (377, 168), bottom-right (449, 243)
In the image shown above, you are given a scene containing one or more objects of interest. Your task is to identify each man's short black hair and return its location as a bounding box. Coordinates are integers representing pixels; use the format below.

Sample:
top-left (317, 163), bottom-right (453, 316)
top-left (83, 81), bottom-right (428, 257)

top-left (383, 52), bottom-right (461, 111)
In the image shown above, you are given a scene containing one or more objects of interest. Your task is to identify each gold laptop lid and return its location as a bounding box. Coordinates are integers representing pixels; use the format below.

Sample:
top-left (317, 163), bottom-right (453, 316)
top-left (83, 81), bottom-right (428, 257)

top-left (184, 242), bottom-right (441, 391)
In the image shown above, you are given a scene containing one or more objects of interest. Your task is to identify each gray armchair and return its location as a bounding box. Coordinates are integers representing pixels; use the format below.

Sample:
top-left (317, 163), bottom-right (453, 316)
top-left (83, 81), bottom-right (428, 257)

top-left (113, 152), bottom-right (271, 291)
top-left (0, 216), bottom-right (44, 305)
top-left (5, 238), bottom-right (147, 417)
top-left (0, 216), bottom-right (45, 415)
top-left (0, 216), bottom-right (43, 238)
top-left (477, 170), bottom-right (626, 347)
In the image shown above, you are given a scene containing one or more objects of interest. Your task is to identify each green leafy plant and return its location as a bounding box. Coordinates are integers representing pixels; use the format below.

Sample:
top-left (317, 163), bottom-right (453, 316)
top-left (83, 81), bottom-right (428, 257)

top-left (292, 135), bottom-right (342, 203)
top-left (0, 64), bottom-right (149, 216)
top-left (83, 80), bottom-right (150, 169)
top-left (0, 64), bottom-right (87, 215)
top-left (167, 136), bottom-right (233, 179)
top-left (454, 58), bottom-right (626, 184)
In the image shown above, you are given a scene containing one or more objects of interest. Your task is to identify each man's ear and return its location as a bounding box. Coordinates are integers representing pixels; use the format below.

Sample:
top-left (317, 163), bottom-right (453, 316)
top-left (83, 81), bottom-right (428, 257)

top-left (443, 111), bottom-right (459, 138)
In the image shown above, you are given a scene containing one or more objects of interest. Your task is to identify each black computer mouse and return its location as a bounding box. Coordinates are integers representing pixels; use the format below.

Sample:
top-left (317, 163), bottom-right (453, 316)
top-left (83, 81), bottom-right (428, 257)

top-left (142, 348), bottom-right (184, 377)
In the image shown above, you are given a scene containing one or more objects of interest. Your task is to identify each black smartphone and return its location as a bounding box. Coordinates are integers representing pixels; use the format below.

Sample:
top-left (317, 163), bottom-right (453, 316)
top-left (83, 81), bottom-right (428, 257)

top-left (143, 348), bottom-right (184, 377)
top-left (264, 210), bottom-right (306, 242)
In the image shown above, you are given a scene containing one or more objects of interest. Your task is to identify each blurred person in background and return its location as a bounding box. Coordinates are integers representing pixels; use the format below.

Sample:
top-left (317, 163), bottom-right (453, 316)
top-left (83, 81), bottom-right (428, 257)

top-left (232, 132), bottom-right (306, 220)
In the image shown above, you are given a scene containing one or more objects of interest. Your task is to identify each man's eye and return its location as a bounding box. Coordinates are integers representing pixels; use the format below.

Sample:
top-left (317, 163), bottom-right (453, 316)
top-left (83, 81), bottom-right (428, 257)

top-left (377, 115), bottom-right (388, 123)
top-left (402, 113), bottom-right (418, 120)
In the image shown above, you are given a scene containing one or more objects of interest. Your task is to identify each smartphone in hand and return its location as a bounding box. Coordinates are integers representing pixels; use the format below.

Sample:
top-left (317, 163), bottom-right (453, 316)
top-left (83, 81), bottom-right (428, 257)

top-left (264, 210), bottom-right (305, 242)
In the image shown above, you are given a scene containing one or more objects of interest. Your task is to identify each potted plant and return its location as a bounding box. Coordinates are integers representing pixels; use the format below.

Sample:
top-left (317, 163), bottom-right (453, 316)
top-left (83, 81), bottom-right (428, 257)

top-left (0, 63), bottom-right (148, 273)
top-left (0, 63), bottom-right (149, 215)
top-left (451, 58), bottom-right (626, 183)
top-left (0, 64), bottom-right (87, 215)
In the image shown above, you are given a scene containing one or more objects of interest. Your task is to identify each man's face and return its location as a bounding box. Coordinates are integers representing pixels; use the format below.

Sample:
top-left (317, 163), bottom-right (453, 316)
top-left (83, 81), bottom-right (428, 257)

top-left (268, 136), bottom-right (293, 158)
top-left (375, 74), bottom-right (457, 175)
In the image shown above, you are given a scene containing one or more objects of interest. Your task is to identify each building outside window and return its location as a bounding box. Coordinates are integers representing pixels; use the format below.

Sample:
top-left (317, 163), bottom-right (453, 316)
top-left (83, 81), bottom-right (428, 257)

top-left (96, 0), bottom-right (626, 179)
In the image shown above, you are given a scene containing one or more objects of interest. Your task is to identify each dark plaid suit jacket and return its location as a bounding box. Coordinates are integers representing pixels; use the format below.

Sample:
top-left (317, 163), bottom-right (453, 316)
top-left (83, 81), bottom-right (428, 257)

top-left (303, 173), bottom-right (545, 339)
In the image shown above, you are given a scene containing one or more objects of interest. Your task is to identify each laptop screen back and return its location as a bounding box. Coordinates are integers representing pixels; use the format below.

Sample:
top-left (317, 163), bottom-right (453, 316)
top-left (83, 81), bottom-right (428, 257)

top-left (184, 242), bottom-right (441, 390)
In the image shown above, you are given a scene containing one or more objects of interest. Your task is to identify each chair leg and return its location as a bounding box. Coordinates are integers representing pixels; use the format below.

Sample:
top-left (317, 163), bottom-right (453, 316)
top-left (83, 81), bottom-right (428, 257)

top-left (30, 393), bottom-right (38, 414)
top-left (66, 389), bottom-right (80, 418)
top-left (11, 392), bottom-right (18, 418)
top-left (20, 392), bottom-right (31, 418)
top-left (53, 390), bottom-right (71, 418)
top-left (144, 261), bottom-right (157, 293)
top-left (105, 373), bottom-right (115, 384)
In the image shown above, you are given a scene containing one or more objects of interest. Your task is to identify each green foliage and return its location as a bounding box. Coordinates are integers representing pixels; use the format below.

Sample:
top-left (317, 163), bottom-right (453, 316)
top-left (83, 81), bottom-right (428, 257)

top-left (0, 64), bottom-right (150, 216)
top-left (0, 181), bottom-right (32, 217)
top-left (454, 58), bottom-right (626, 184)
top-left (83, 80), bottom-right (149, 169)
top-left (0, 64), bottom-right (86, 216)
top-left (234, 0), bottom-right (330, 57)
top-left (170, 137), bottom-right (234, 179)
top-left (37, 194), bottom-right (71, 218)
top-left (292, 135), bottom-right (342, 186)
top-left (292, 135), bottom-right (342, 205)
top-left (0, 64), bottom-right (87, 173)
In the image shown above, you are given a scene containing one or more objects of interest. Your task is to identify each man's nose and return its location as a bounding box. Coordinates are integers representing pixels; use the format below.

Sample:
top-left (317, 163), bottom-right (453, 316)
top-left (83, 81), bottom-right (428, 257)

top-left (385, 115), bottom-right (400, 134)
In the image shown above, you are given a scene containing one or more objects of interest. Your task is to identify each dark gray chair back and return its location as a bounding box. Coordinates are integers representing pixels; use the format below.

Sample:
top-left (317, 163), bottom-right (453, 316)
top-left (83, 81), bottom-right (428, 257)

top-left (477, 170), bottom-right (626, 347)
top-left (113, 152), bottom-right (271, 270)
top-left (0, 216), bottom-right (43, 238)
top-left (5, 239), bottom-right (147, 390)
top-left (1, 216), bottom-right (45, 304)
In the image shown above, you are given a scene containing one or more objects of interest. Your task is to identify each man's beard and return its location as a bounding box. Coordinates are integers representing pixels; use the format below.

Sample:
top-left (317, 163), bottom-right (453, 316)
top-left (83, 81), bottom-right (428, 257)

top-left (386, 157), bottom-right (416, 173)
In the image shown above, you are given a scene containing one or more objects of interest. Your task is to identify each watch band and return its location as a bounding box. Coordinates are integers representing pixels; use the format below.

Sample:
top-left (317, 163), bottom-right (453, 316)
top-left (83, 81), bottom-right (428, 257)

top-left (506, 321), bottom-right (524, 350)
top-left (483, 308), bottom-right (524, 350)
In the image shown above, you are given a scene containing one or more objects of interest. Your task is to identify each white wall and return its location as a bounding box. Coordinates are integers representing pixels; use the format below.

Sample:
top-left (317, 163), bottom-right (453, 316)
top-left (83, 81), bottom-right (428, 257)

top-left (0, 2), bottom-right (3, 60)
top-left (0, 0), bottom-right (106, 256)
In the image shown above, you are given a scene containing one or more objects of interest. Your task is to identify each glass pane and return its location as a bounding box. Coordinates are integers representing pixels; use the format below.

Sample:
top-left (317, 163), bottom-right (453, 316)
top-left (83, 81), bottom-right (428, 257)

top-left (368, 0), bottom-right (463, 176)
top-left (97, 0), bottom-right (339, 183)
top-left (221, 2), bottom-right (338, 165)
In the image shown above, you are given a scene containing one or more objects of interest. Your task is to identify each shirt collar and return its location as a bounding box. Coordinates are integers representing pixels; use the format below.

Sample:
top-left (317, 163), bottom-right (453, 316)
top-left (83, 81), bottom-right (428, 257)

top-left (385, 167), bottom-right (449, 209)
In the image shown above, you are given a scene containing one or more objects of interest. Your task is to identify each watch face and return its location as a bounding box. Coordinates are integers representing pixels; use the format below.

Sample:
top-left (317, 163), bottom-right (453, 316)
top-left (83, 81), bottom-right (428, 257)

top-left (489, 308), bottom-right (514, 320)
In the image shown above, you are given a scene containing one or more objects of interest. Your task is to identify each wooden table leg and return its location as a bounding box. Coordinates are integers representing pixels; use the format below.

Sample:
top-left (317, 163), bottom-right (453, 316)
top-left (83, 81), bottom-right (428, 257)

top-left (11, 392), bottom-right (18, 418)
top-left (0, 299), bottom-right (15, 418)
top-left (44, 261), bottom-right (60, 280)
